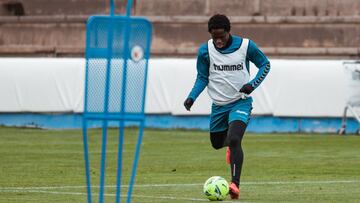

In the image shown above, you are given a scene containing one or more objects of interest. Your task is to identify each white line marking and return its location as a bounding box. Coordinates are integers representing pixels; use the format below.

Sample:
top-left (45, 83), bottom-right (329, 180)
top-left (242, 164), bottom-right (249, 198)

top-left (2, 180), bottom-right (359, 203)
top-left (1, 180), bottom-right (359, 191)
top-left (243, 180), bottom-right (360, 185)
top-left (0, 184), bottom-right (200, 190)
top-left (0, 189), bottom-right (237, 202)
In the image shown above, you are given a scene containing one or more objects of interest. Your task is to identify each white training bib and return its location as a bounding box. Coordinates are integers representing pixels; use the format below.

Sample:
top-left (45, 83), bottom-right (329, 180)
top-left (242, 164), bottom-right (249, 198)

top-left (207, 38), bottom-right (250, 106)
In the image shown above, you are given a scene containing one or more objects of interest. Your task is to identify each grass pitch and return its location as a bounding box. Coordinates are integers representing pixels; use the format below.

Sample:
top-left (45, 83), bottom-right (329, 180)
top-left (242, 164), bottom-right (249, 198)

top-left (0, 127), bottom-right (360, 202)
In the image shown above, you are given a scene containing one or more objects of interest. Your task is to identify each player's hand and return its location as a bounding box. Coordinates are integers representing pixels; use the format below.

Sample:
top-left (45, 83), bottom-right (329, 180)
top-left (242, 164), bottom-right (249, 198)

top-left (183, 98), bottom-right (194, 111)
top-left (239, 84), bottom-right (254, 95)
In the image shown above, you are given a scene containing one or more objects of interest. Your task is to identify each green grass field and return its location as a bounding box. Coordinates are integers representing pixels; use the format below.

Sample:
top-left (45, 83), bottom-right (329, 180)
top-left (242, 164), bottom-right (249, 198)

top-left (0, 127), bottom-right (360, 202)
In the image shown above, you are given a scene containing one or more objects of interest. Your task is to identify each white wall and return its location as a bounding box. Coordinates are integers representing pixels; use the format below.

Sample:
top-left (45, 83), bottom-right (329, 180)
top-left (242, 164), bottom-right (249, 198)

top-left (0, 58), bottom-right (356, 117)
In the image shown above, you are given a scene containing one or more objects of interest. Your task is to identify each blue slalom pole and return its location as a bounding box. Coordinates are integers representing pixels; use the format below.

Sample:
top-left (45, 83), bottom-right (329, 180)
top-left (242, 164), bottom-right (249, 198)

top-left (98, 121), bottom-right (108, 203)
top-left (126, 0), bottom-right (133, 17)
top-left (116, 21), bottom-right (130, 203)
top-left (98, 1), bottom-right (116, 201)
top-left (127, 121), bottom-right (145, 203)
top-left (115, 1), bottom-right (132, 198)
top-left (82, 119), bottom-right (92, 203)
top-left (115, 0), bottom-right (132, 200)
top-left (110, 0), bottom-right (115, 16)
top-left (115, 121), bottom-right (125, 203)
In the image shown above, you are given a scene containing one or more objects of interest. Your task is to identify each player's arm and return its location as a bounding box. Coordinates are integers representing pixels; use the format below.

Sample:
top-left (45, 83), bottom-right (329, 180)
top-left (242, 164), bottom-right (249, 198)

top-left (239, 40), bottom-right (270, 94)
top-left (184, 45), bottom-right (210, 111)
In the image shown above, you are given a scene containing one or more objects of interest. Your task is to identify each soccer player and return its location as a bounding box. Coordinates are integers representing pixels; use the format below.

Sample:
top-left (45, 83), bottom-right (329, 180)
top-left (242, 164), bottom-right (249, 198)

top-left (183, 14), bottom-right (270, 199)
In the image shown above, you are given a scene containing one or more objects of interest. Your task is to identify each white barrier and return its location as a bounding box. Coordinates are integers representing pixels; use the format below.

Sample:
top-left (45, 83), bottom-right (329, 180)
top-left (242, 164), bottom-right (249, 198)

top-left (0, 58), bottom-right (350, 117)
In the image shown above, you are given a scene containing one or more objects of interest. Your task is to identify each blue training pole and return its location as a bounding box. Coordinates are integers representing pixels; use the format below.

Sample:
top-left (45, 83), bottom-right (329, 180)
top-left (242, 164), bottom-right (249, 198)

top-left (115, 0), bottom-right (133, 201)
top-left (115, 121), bottom-right (125, 203)
top-left (83, 23), bottom-right (92, 203)
top-left (99, 4), bottom-right (115, 200)
top-left (127, 121), bottom-right (146, 203)
top-left (115, 14), bottom-right (131, 203)
top-left (99, 121), bottom-right (108, 203)
top-left (115, 1), bottom-right (133, 202)
top-left (126, 0), bottom-right (133, 17)
top-left (110, 0), bottom-right (115, 16)
top-left (82, 119), bottom-right (92, 203)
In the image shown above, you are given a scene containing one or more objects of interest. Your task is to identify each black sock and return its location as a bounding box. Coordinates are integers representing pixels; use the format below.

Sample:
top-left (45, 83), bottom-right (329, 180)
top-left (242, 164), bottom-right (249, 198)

top-left (228, 120), bottom-right (247, 187)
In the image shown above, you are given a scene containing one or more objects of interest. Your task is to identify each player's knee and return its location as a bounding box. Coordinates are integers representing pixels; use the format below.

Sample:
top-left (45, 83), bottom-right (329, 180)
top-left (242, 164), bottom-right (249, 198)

top-left (229, 135), bottom-right (240, 148)
top-left (211, 142), bottom-right (223, 150)
top-left (210, 131), bottom-right (227, 150)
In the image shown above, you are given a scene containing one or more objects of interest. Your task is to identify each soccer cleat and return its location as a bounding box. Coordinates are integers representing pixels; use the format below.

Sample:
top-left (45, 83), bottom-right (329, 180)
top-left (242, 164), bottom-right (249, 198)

top-left (229, 182), bottom-right (240, 199)
top-left (226, 147), bottom-right (230, 164)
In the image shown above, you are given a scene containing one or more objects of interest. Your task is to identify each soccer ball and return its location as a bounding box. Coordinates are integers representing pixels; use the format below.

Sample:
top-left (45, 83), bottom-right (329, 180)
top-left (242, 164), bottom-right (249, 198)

top-left (203, 176), bottom-right (229, 201)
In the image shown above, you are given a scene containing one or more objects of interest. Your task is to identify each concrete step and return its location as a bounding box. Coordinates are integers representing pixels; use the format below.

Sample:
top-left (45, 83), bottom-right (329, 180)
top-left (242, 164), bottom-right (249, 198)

top-left (0, 0), bottom-right (127, 16)
top-left (0, 15), bottom-right (359, 58)
top-left (136, 0), bottom-right (360, 16)
top-left (1, 0), bottom-right (359, 16)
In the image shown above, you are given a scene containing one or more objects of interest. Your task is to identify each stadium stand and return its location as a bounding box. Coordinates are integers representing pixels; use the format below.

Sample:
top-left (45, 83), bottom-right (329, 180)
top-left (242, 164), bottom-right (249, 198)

top-left (0, 0), bottom-right (359, 58)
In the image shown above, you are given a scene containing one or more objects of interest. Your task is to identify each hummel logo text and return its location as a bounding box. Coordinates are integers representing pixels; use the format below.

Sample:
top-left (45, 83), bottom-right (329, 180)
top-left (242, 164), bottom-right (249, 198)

top-left (213, 63), bottom-right (243, 71)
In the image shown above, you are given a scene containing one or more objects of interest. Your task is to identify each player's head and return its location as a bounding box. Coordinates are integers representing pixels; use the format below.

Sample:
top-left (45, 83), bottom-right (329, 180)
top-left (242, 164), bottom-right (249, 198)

top-left (208, 14), bottom-right (231, 49)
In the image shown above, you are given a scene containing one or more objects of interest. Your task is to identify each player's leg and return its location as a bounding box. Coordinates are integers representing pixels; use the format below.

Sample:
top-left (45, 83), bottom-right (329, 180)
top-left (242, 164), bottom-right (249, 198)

top-left (228, 120), bottom-right (247, 188)
top-left (210, 130), bottom-right (227, 149)
top-left (209, 103), bottom-right (229, 150)
top-left (227, 98), bottom-right (253, 199)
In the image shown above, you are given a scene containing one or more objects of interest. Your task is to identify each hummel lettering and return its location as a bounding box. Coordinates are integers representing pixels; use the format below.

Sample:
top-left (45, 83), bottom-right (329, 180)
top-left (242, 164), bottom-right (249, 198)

top-left (213, 63), bottom-right (243, 71)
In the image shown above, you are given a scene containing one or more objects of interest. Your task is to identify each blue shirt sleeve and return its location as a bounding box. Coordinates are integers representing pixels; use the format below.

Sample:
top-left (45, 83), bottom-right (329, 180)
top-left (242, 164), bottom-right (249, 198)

top-left (247, 40), bottom-right (271, 89)
top-left (187, 44), bottom-right (209, 101)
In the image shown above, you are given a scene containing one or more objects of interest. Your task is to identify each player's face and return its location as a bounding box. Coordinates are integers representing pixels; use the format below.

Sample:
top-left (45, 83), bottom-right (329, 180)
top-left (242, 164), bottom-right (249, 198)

top-left (210, 28), bottom-right (230, 49)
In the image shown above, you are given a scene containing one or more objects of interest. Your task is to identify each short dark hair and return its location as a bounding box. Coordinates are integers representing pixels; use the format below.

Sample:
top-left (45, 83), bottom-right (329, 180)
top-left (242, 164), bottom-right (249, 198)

top-left (208, 14), bottom-right (231, 32)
